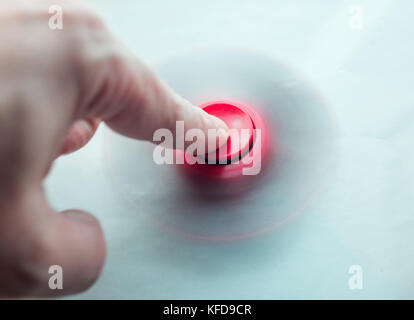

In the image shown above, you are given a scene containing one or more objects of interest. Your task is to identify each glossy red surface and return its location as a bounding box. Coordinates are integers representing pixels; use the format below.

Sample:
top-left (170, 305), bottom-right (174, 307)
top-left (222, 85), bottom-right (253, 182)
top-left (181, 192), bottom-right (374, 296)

top-left (176, 100), bottom-right (271, 194)
top-left (203, 103), bottom-right (254, 163)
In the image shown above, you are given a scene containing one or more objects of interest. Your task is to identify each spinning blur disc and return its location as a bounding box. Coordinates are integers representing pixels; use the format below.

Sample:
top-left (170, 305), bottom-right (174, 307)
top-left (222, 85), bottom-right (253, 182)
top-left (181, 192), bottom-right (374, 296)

top-left (103, 49), bottom-right (336, 241)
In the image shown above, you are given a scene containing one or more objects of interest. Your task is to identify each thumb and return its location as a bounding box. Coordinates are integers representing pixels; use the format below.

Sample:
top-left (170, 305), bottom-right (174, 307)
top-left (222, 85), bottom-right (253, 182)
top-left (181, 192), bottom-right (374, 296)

top-left (0, 190), bottom-right (105, 298)
top-left (47, 209), bottom-right (105, 296)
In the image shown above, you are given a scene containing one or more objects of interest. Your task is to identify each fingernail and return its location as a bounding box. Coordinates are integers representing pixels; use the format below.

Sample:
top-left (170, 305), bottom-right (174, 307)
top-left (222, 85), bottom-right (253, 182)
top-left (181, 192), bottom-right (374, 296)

top-left (209, 115), bottom-right (229, 135)
top-left (62, 210), bottom-right (98, 224)
top-left (208, 115), bottom-right (229, 148)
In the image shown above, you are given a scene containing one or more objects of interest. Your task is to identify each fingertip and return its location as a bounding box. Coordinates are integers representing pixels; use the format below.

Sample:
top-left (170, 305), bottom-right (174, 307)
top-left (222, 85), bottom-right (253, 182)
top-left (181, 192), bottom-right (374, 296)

top-left (206, 114), bottom-right (230, 147)
top-left (55, 209), bottom-right (106, 294)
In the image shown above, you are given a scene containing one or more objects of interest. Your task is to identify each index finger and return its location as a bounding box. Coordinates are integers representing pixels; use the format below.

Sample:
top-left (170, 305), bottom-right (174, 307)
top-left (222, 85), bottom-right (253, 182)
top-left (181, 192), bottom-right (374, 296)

top-left (80, 47), bottom-right (229, 149)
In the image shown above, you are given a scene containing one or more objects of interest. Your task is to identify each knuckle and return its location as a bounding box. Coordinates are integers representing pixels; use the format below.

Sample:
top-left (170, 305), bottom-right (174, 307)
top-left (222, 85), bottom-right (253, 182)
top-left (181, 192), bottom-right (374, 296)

top-left (64, 6), bottom-right (106, 30)
top-left (80, 9), bottom-right (106, 29)
top-left (102, 49), bottom-right (126, 74)
top-left (81, 49), bottom-right (131, 117)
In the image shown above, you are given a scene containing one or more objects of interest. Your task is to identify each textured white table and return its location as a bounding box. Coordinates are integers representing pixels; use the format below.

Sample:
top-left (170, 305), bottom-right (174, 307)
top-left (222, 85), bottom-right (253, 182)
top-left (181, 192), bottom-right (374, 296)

top-left (45, 0), bottom-right (414, 299)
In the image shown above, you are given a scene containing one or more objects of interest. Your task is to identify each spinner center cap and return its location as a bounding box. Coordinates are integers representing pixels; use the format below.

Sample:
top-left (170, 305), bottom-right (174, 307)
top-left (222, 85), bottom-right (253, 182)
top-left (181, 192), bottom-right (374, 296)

top-left (202, 103), bottom-right (254, 164)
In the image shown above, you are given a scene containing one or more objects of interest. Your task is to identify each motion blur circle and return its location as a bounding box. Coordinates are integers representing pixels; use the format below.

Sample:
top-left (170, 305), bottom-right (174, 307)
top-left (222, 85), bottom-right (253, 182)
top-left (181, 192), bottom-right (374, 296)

top-left (103, 49), bottom-right (336, 241)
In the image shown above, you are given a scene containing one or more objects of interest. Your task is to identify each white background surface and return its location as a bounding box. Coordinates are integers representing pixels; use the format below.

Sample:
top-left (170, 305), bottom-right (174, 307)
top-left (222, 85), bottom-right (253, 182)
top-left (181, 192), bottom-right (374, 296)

top-left (45, 0), bottom-right (414, 299)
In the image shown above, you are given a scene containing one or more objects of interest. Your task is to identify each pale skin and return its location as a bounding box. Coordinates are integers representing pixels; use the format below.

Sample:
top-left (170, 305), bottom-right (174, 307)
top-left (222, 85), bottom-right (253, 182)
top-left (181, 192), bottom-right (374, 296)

top-left (0, 1), bottom-right (228, 298)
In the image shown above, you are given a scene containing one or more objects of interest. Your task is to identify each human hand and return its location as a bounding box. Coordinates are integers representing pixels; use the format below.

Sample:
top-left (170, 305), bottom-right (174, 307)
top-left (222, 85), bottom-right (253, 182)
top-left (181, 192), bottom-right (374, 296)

top-left (0, 0), bottom-right (227, 298)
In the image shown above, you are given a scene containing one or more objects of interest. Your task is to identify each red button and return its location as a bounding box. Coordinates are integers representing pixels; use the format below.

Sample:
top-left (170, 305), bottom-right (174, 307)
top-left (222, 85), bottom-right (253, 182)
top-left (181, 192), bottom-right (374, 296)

top-left (202, 103), bottom-right (254, 164)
